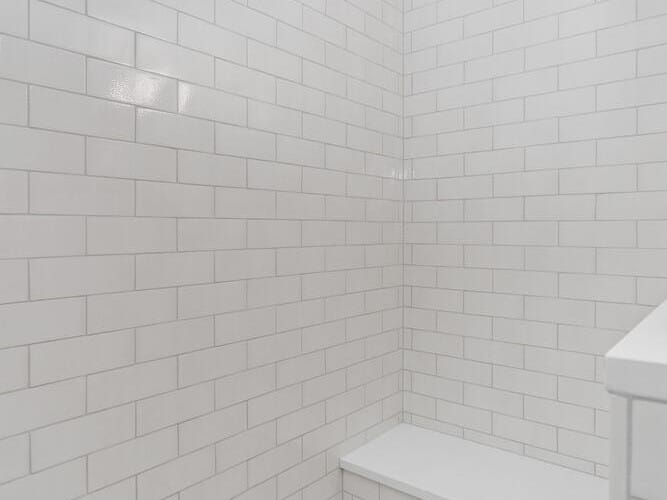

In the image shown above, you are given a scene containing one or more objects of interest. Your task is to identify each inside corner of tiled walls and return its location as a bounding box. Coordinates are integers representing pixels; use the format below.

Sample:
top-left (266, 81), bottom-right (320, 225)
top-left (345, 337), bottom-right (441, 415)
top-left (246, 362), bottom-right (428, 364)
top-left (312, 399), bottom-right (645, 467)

top-left (0, 0), bottom-right (667, 497)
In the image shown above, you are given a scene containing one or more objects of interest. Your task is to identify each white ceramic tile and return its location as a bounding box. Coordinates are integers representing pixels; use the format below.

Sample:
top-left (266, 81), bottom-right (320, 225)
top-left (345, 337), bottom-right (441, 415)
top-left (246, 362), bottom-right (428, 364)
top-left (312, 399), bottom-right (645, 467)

top-left (136, 317), bottom-right (213, 362)
top-left (215, 0), bottom-right (276, 45)
top-left (87, 0), bottom-right (177, 41)
top-left (0, 215), bottom-right (84, 260)
top-left (249, 100), bottom-right (301, 136)
top-left (279, 23), bottom-right (325, 63)
top-left (0, 35), bottom-right (85, 92)
top-left (87, 216), bottom-right (176, 254)
top-left (0, 79), bottom-right (27, 126)
top-left (248, 41), bottom-right (302, 82)
top-left (87, 289), bottom-right (176, 334)
top-left (30, 255), bottom-right (134, 300)
top-left (136, 382), bottom-right (213, 435)
top-left (0, 434), bottom-right (29, 484)
top-left (178, 219), bottom-right (245, 252)
top-left (598, 15), bottom-right (667, 56)
top-left (30, 87), bottom-right (135, 140)
top-left (180, 463), bottom-right (246, 500)
top-left (178, 150), bottom-right (245, 187)
top-left (177, 343), bottom-right (246, 386)
top-left (155, 0), bottom-right (213, 21)
top-left (177, 282), bottom-right (245, 319)
top-left (178, 402), bottom-right (246, 455)
top-left (136, 252), bottom-right (213, 289)
top-left (45, 0), bottom-right (85, 12)
top-left (87, 138), bottom-right (177, 182)
top-left (303, 60), bottom-right (347, 96)
top-left (0, 0), bottom-right (28, 37)
top-left (87, 59), bottom-right (177, 112)
top-left (215, 59), bottom-right (276, 102)
top-left (88, 427), bottom-right (177, 490)
top-left (0, 378), bottom-right (85, 439)
top-left (0, 458), bottom-right (86, 500)
top-left (216, 123), bottom-right (276, 160)
top-left (30, 172), bottom-right (134, 216)
top-left (137, 108), bottom-right (214, 152)
top-left (0, 170), bottom-right (27, 213)
top-left (0, 124), bottom-right (85, 174)
top-left (464, 0), bottom-right (523, 37)
top-left (303, 7), bottom-right (345, 45)
top-left (86, 358), bottom-right (177, 411)
top-left (136, 35), bottom-right (213, 86)
top-left (31, 404), bottom-right (135, 470)
top-left (30, 0), bottom-right (134, 65)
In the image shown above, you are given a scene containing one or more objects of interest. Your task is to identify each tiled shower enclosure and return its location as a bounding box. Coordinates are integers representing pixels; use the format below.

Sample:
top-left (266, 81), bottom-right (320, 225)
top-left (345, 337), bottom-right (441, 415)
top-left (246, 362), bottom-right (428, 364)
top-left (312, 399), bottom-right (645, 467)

top-left (0, 0), bottom-right (666, 499)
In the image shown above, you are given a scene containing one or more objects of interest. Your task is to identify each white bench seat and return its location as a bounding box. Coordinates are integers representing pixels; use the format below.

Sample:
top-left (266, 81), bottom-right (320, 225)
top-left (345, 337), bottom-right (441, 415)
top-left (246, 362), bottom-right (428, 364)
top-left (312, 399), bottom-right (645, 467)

top-left (340, 424), bottom-right (608, 500)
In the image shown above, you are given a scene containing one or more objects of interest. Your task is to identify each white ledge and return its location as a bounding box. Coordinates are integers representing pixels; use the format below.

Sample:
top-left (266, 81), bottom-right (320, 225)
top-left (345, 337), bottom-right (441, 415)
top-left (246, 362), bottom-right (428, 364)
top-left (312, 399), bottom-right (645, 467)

top-left (606, 299), bottom-right (667, 401)
top-left (340, 424), bottom-right (607, 500)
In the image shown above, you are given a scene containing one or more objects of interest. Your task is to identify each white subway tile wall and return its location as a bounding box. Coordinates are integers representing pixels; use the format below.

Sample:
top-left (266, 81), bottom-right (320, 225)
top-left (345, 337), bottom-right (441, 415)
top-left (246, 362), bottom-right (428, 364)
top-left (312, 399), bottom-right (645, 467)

top-left (3, 0), bottom-right (667, 496)
top-left (403, 0), bottom-right (667, 479)
top-left (0, 0), bottom-right (403, 498)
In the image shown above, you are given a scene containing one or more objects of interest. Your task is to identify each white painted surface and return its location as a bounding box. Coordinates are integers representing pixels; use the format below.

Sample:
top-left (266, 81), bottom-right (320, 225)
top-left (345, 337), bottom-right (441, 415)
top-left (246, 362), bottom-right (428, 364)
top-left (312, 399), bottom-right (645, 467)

top-left (341, 424), bottom-right (608, 500)
top-left (606, 299), bottom-right (667, 400)
top-left (608, 395), bottom-right (629, 500)
top-left (606, 301), bottom-right (667, 500)
top-left (631, 399), bottom-right (667, 500)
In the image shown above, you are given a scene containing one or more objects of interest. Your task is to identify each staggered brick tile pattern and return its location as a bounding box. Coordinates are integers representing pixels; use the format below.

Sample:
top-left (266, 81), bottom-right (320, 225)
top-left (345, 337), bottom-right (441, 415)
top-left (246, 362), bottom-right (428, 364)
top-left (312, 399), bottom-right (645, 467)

top-left (3, 0), bottom-right (667, 497)
top-left (0, 0), bottom-right (404, 498)
top-left (402, 0), bottom-right (667, 480)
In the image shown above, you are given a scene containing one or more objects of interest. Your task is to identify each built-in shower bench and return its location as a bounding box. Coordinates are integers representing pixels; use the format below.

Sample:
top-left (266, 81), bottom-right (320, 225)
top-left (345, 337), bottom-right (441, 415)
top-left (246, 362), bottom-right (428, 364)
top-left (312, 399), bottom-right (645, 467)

top-left (340, 424), bottom-right (608, 500)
